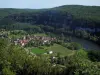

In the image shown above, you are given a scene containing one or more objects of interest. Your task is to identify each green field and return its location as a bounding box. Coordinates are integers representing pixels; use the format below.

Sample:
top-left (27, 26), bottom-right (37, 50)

top-left (46, 44), bottom-right (75, 56)
top-left (31, 48), bottom-right (46, 54)
top-left (33, 33), bottom-right (47, 36)
top-left (31, 44), bottom-right (75, 56)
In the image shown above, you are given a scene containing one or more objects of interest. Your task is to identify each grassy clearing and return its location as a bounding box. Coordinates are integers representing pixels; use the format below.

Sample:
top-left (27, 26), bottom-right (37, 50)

top-left (28, 44), bottom-right (76, 56)
top-left (31, 48), bottom-right (46, 54)
top-left (33, 33), bottom-right (47, 36)
top-left (46, 44), bottom-right (75, 56)
top-left (9, 34), bottom-right (25, 39)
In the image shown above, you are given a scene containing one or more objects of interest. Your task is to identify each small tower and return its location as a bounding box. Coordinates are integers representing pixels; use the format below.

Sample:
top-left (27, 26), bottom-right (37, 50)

top-left (23, 36), bottom-right (26, 40)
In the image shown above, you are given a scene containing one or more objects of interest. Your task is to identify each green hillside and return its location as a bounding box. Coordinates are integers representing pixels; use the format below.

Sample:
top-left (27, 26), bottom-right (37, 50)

top-left (53, 5), bottom-right (100, 21)
top-left (0, 5), bottom-right (100, 21)
top-left (0, 8), bottom-right (46, 18)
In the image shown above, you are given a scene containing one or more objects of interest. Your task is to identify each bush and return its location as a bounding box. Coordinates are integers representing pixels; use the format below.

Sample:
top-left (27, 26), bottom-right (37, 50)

top-left (87, 50), bottom-right (100, 62)
top-left (67, 42), bottom-right (82, 50)
top-left (38, 46), bottom-right (44, 49)
top-left (2, 68), bottom-right (15, 75)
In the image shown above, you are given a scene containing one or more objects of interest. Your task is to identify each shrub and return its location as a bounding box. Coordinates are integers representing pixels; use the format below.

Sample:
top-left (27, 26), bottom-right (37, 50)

top-left (67, 42), bottom-right (82, 50)
top-left (87, 50), bottom-right (100, 62)
top-left (2, 68), bottom-right (15, 75)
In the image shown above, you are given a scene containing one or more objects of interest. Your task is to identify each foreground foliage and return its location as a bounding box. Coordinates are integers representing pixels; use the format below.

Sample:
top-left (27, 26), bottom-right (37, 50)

top-left (0, 38), bottom-right (100, 75)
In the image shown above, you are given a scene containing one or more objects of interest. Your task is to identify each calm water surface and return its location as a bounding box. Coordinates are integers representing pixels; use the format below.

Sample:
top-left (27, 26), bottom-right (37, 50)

top-left (71, 37), bottom-right (100, 50)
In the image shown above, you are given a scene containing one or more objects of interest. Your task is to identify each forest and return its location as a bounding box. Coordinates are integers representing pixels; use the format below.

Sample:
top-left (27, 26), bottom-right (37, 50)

top-left (0, 5), bottom-right (100, 75)
top-left (0, 38), bottom-right (100, 75)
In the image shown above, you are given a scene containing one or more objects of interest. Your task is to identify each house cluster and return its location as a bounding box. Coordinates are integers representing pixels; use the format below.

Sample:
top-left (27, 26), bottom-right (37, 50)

top-left (33, 35), bottom-right (56, 45)
top-left (13, 35), bottom-right (57, 47)
top-left (13, 36), bottom-right (29, 46)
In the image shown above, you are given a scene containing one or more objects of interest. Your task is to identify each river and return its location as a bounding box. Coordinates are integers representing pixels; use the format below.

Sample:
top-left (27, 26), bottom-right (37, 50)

top-left (71, 37), bottom-right (100, 50)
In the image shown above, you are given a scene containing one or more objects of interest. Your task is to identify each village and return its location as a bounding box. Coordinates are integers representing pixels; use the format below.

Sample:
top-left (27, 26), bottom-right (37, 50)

top-left (0, 30), bottom-right (58, 55)
top-left (0, 30), bottom-right (56, 46)
top-left (12, 35), bottom-right (56, 47)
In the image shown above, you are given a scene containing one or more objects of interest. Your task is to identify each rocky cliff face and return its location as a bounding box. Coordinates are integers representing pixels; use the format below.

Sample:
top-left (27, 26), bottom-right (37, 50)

top-left (3, 10), bottom-right (72, 28)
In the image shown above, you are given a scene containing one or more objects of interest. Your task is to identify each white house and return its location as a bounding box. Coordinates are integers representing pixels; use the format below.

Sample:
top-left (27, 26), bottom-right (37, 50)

top-left (49, 51), bottom-right (53, 54)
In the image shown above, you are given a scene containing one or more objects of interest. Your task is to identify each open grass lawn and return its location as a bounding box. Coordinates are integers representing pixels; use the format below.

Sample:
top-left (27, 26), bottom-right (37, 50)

top-left (31, 44), bottom-right (75, 56)
top-left (9, 34), bottom-right (24, 39)
top-left (47, 44), bottom-right (75, 56)
top-left (33, 33), bottom-right (47, 36)
top-left (31, 48), bottom-right (46, 54)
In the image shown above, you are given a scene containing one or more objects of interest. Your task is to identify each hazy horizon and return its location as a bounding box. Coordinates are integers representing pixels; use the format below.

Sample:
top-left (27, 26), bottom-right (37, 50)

top-left (0, 0), bottom-right (100, 9)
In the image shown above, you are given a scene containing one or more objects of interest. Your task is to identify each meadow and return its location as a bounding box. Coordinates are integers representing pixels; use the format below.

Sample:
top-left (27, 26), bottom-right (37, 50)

top-left (31, 44), bottom-right (76, 56)
top-left (47, 44), bottom-right (75, 56)
top-left (31, 48), bottom-right (46, 54)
